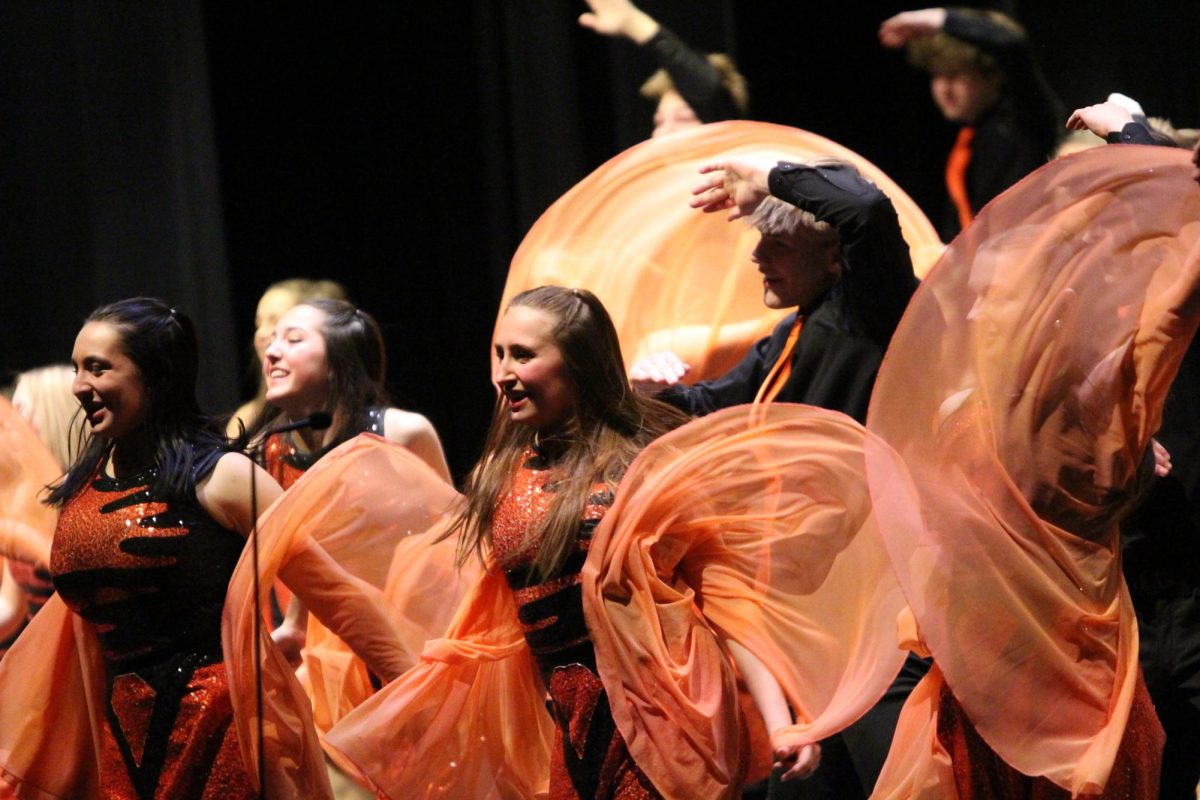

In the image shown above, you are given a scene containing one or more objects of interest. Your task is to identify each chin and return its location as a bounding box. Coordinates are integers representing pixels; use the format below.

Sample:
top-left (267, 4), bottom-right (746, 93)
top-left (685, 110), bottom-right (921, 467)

top-left (762, 292), bottom-right (789, 310)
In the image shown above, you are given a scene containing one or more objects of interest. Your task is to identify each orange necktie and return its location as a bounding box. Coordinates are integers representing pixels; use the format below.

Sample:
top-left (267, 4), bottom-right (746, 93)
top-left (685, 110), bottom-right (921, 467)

top-left (754, 316), bottom-right (803, 405)
top-left (946, 126), bottom-right (976, 231)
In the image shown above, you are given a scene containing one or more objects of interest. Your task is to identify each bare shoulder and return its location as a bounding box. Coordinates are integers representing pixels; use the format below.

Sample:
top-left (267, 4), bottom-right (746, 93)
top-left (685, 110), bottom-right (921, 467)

top-left (195, 452), bottom-right (283, 536)
top-left (382, 408), bottom-right (452, 482)
top-left (382, 407), bottom-right (438, 444)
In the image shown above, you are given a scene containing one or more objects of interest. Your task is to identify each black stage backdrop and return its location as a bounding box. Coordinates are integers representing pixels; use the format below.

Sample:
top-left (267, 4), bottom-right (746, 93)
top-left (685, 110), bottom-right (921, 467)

top-left (2, 0), bottom-right (1198, 479)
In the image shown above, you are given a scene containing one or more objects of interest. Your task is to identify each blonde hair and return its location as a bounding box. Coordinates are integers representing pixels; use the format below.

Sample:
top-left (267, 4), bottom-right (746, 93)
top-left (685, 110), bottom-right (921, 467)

top-left (264, 277), bottom-right (349, 305)
top-left (639, 52), bottom-right (750, 116)
top-left (12, 365), bottom-right (85, 471)
top-left (748, 158), bottom-right (855, 246)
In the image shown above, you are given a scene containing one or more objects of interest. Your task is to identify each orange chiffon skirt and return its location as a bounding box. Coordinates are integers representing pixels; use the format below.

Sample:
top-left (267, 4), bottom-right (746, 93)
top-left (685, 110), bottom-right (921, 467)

top-left (935, 673), bottom-right (1164, 799)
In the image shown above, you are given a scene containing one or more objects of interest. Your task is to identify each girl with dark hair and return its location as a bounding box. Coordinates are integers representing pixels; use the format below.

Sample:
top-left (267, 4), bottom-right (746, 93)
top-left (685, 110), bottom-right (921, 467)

top-left (249, 298), bottom-right (450, 664)
top-left (226, 277), bottom-right (349, 437)
top-left (0, 297), bottom-right (409, 798)
top-left (326, 287), bottom-right (864, 799)
top-left (254, 298), bottom-right (449, 487)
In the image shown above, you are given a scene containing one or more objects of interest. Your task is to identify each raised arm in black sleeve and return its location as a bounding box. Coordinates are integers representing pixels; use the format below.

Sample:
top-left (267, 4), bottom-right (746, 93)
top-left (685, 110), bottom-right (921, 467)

top-left (1106, 121), bottom-right (1159, 146)
top-left (645, 27), bottom-right (738, 123)
top-left (942, 9), bottom-right (1062, 131)
top-left (768, 162), bottom-right (918, 348)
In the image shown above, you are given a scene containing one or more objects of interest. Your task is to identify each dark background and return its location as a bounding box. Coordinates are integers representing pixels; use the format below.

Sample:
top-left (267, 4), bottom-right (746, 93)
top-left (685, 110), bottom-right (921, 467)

top-left (2, 0), bottom-right (1197, 479)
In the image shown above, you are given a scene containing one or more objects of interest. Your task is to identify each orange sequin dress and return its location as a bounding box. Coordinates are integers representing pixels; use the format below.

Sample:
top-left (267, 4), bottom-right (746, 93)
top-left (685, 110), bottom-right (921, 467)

top-left (49, 454), bottom-right (255, 800)
top-left (491, 445), bottom-right (660, 800)
top-left (261, 407), bottom-right (386, 490)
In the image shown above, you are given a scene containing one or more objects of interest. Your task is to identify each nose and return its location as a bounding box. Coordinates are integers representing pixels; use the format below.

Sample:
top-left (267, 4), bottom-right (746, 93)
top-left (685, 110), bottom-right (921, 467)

top-left (492, 357), bottom-right (510, 385)
top-left (492, 351), bottom-right (518, 387)
top-left (751, 243), bottom-right (766, 267)
top-left (71, 372), bottom-right (91, 401)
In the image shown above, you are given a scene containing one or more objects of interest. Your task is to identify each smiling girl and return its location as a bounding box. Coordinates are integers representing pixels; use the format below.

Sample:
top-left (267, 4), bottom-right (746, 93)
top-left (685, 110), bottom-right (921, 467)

top-left (327, 286), bottom-right (836, 799)
top-left (0, 297), bottom-right (409, 798)
top-left (254, 299), bottom-right (450, 488)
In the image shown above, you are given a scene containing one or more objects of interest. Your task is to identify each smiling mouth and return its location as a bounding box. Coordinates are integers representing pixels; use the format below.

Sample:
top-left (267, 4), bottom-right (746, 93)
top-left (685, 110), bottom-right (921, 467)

top-left (503, 389), bottom-right (529, 408)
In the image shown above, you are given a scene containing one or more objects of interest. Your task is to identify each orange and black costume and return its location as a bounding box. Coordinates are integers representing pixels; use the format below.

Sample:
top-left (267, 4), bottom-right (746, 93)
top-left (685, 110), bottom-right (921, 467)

top-left (492, 444), bottom-right (659, 800)
top-left (50, 450), bottom-right (255, 799)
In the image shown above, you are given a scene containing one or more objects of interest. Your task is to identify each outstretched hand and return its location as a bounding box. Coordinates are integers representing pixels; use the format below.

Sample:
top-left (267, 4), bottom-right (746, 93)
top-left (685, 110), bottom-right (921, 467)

top-left (689, 156), bottom-right (775, 220)
top-left (878, 8), bottom-right (948, 48)
top-left (1065, 101), bottom-right (1134, 139)
top-left (578, 0), bottom-right (659, 45)
top-left (629, 351), bottom-right (690, 394)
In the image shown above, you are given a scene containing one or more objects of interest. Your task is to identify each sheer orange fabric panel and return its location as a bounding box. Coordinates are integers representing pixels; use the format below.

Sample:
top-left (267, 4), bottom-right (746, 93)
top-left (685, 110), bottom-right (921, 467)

top-left (0, 595), bottom-right (106, 798)
top-left (324, 567), bottom-right (555, 800)
top-left (866, 145), bottom-right (1200, 795)
top-left (289, 436), bottom-right (469, 736)
top-left (223, 435), bottom-right (471, 798)
top-left (0, 397), bottom-right (59, 569)
top-left (583, 403), bottom-right (908, 799)
top-left (499, 121), bottom-right (944, 382)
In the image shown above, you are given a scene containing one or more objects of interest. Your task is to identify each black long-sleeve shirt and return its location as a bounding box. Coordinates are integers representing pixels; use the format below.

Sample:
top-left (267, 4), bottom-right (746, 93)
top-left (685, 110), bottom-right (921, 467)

top-left (936, 10), bottom-right (1063, 240)
top-left (659, 163), bottom-right (917, 422)
top-left (644, 27), bottom-right (740, 123)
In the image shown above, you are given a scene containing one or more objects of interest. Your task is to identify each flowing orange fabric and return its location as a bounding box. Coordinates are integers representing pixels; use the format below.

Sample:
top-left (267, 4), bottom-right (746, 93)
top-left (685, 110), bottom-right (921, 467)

top-left (0, 397), bottom-right (59, 570)
top-left (223, 434), bottom-right (472, 797)
top-left (326, 405), bottom-right (907, 799)
top-left (291, 437), bottom-right (469, 736)
top-left (499, 121), bottom-right (943, 382)
top-left (324, 566), bottom-right (556, 799)
top-left (0, 595), bottom-right (106, 799)
top-left (866, 145), bottom-right (1200, 795)
top-left (584, 403), bottom-right (908, 799)
top-left (945, 127), bottom-right (976, 231)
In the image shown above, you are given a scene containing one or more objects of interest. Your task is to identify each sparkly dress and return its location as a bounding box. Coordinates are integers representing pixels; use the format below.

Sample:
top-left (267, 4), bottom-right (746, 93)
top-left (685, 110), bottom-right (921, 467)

top-left (935, 677), bottom-right (1164, 799)
top-left (261, 406), bottom-right (385, 490)
top-left (49, 451), bottom-right (254, 800)
top-left (491, 445), bottom-right (660, 800)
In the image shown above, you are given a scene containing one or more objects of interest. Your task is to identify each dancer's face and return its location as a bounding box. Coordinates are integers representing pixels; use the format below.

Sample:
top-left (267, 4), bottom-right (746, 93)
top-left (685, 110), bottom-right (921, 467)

top-left (652, 90), bottom-right (701, 138)
top-left (930, 69), bottom-right (1002, 124)
top-left (493, 305), bottom-right (575, 432)
top-left (263, 304), bottom-right (331, 417)
top-left (71, 322), bottom-right (148, 440)
top-left (253, 287), bottom-right (300, 361)
top-left (751, 229), bottom-right (842, 310)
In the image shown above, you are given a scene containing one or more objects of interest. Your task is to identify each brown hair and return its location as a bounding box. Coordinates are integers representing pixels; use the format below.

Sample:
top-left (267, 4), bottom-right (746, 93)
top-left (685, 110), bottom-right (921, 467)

top-left (247, 299), bottom-right (389, 450)
top-left (449, 286), bottom-right (689, 580)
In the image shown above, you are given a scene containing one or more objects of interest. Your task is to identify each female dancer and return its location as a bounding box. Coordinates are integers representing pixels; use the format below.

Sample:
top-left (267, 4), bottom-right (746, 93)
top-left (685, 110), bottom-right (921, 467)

top-left (0, 297), bottom-right (409, 798)
top-left (325, 287), bottom-right (902, 799)
top-left (250, 298), bottom-right (450, 664)
top-left (254, 298), bottom-right (449, 487)
top-left (227, 277), bottom-right (348, 436)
